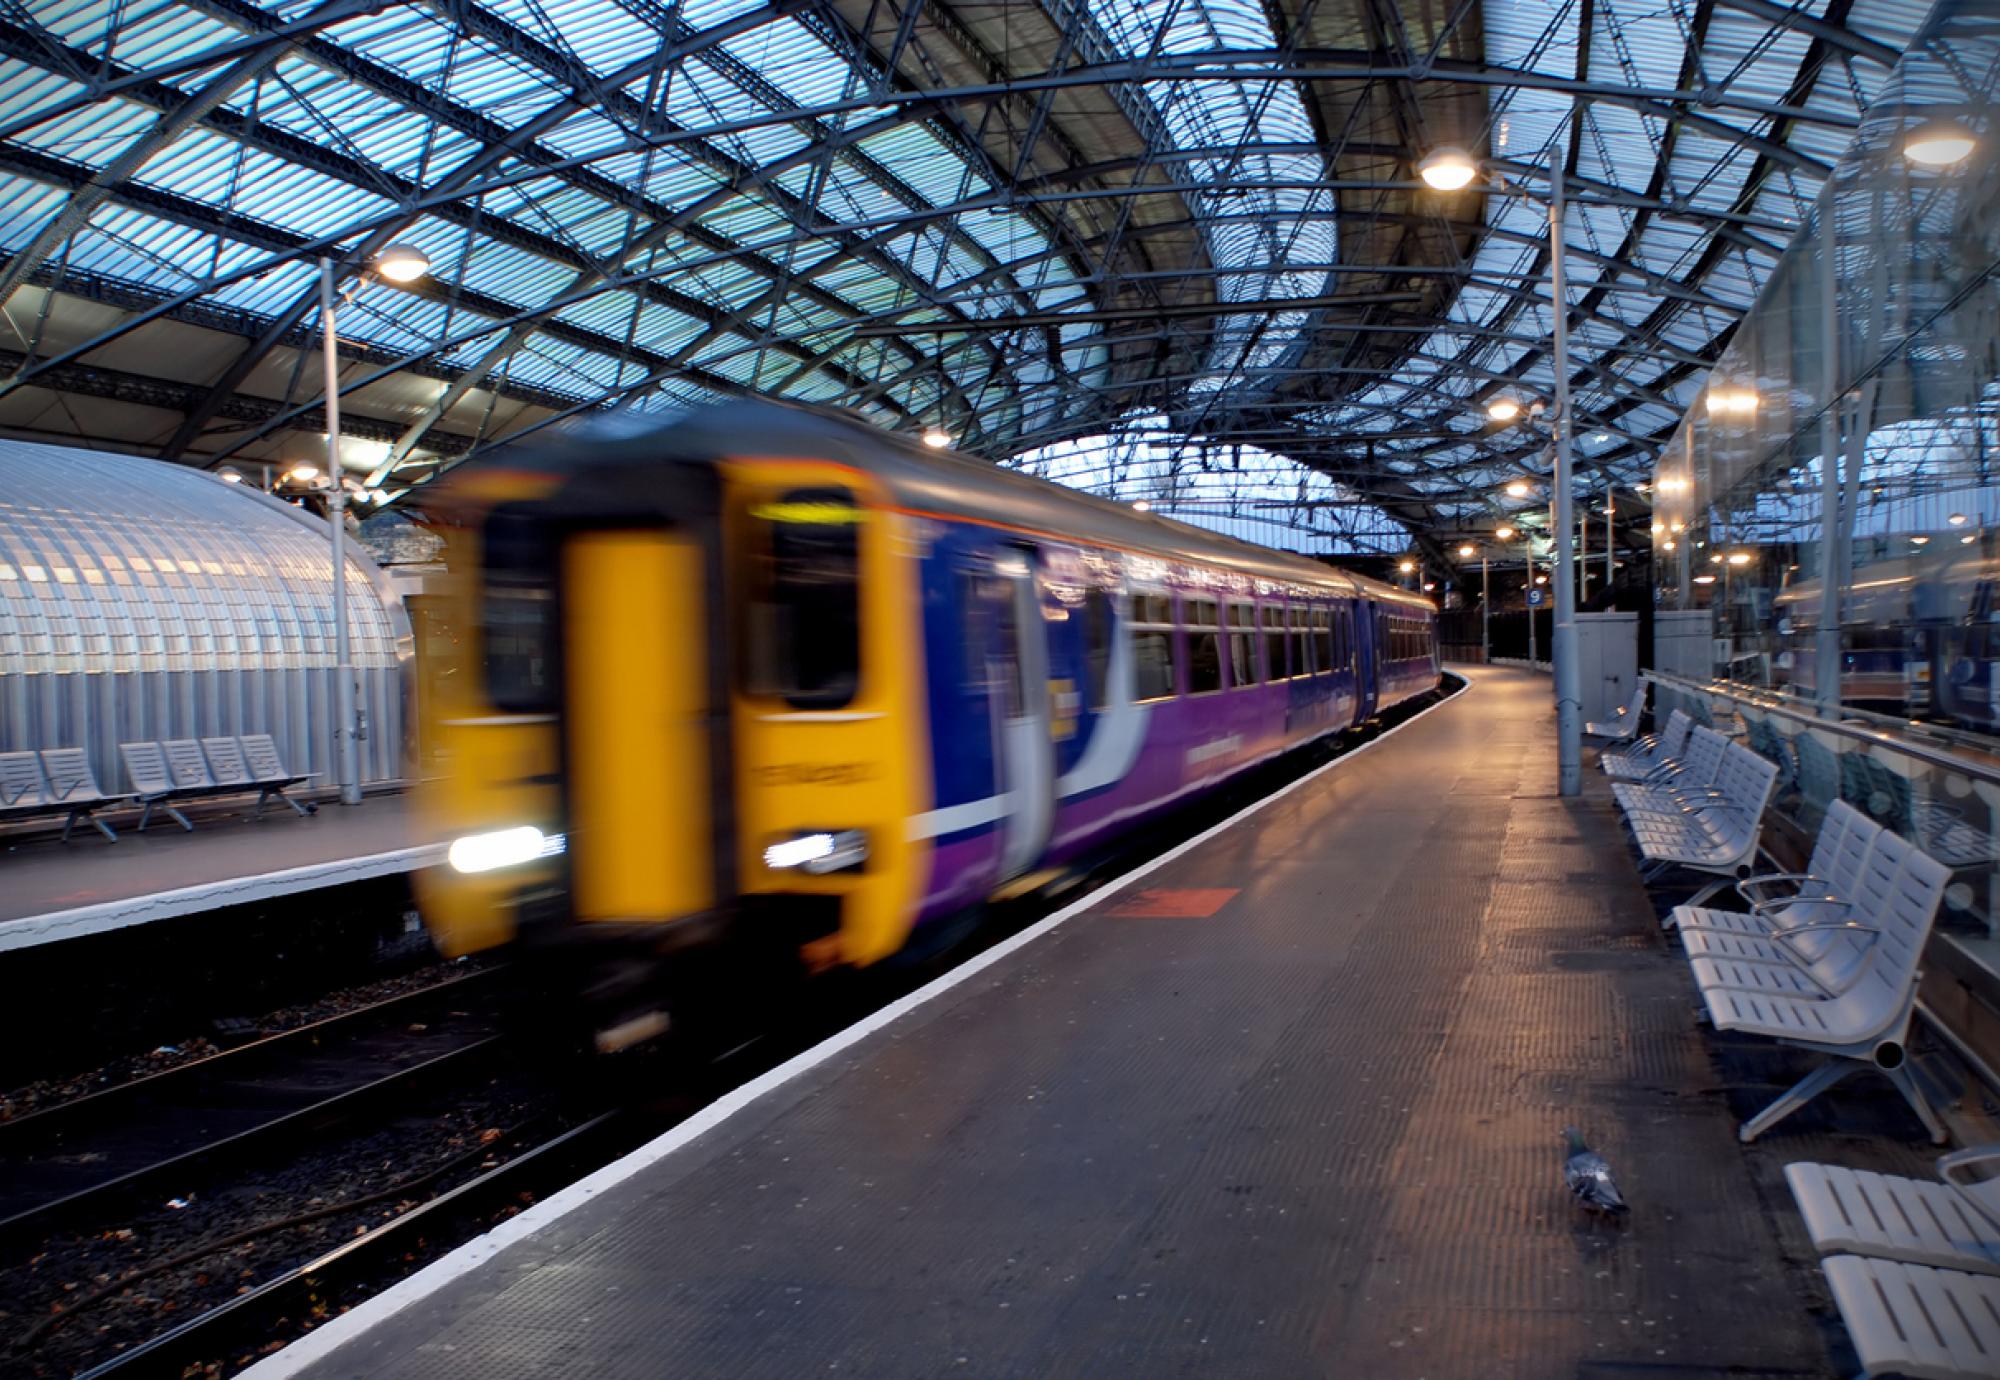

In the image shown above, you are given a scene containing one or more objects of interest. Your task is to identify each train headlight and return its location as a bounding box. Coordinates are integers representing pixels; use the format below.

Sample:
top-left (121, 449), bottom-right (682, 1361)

top-left (763, 829), bottom-right (868, 875)
top-left (448, 826), bottom-right (564, 874)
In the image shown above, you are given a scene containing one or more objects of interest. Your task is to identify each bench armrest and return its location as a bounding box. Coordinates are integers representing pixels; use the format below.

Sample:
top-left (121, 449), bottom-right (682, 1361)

top-left (1773, 921), bottom-right (1882, 996)
top-left (1938, 1145), bottom-right (2000, 1189)
top-left (1751, 893), bottom-right (1848, 920)
top-left (1737, 872), bottom-right (1823, 905)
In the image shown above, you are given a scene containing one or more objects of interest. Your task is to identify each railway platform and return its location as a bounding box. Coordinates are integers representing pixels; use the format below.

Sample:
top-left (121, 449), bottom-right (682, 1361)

top-left (252, 666), bottom-right (1937, 1379)
top-left (0, 792), bottom-right (441, 953)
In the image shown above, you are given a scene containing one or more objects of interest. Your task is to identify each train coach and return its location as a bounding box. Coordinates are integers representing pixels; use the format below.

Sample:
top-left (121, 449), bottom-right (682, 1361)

top-left (416, 402), bottom-right (1438, 1040)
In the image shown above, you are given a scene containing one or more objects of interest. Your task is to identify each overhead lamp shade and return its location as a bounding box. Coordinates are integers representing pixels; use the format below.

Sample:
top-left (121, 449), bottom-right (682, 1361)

top-left (922, 427), bottom-right (951, 448)
top-left (1418, 147), bottom-right (1478, 191)
top-left (375, 242), bottom-right (432, 283)
top-left (1505, 479), bottom-right (1530, 497)
top-left (1903, 120), bottom-right (1975, 167)
top-left (1488, 398), bottom-right (1522, 422)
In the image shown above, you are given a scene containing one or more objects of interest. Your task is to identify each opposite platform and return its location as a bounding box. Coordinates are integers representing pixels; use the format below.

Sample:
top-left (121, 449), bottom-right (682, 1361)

top-left (258, 667), bottom-right (1854, 1378)
top-left (0, 793), bottom-right (442, 952)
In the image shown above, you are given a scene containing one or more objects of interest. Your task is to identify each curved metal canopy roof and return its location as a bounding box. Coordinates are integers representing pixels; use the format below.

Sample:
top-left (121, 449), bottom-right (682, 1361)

top-left (0, 0), bottom-right (1933, 559)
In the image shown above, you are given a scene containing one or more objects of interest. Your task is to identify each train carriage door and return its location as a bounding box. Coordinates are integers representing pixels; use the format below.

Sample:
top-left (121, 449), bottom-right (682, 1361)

top-left (993, 550), bottom-right (1055, 880)
top-left (553, 468), bottom-right (732, 931)
top-left (1354, 600), bottom-right (1381, 721)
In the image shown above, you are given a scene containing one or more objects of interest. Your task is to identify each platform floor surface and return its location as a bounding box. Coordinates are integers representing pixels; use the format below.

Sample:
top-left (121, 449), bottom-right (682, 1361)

top-left (0, 792), bottom-right (430, 929)
top-left (287, 668), bottom-right (1890, 1379)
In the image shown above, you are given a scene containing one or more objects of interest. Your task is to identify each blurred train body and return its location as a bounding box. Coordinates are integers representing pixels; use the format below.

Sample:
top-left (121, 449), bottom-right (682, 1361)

top-left (416, 403), bottom-right (1438, 1029)
top-left (1775, 542), bottom-right (2000, 727)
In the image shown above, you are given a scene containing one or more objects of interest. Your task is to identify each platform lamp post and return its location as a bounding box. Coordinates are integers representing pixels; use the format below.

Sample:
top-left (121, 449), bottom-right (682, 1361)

top-left (315, 242), bottom-right (430, 805)
top-left (1423, 128), bottom-right (1582, 794)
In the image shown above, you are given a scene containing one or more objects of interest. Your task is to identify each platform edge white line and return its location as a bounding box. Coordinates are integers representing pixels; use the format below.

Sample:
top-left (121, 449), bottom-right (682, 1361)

top-left (0, 845), bottom-right (446, 953)
top-left (242, 675), bottom-right (1473, 1379)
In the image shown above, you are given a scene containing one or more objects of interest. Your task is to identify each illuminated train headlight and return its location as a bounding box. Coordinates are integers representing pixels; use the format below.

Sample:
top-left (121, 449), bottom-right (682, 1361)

top-left (763, 829), bottom-right (868, 875)
top-left (447, 826), bottom-right (566, 874)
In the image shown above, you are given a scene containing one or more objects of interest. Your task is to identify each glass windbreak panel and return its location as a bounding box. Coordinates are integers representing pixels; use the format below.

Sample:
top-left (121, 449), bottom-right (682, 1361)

top-left (481, 505), bottom-right (557, 712)
top-left (744, 487), bottom-right (861, 709)
top-left (1186, 597), bottom-right (1222, 694)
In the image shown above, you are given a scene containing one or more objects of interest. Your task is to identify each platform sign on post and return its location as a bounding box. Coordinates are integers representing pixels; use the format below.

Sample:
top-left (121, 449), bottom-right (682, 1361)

top-left (1527, 588), bottom-right (1547, 608)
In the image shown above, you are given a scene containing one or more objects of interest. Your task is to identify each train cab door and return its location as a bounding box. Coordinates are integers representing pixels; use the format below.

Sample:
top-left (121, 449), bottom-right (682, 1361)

top-left (549, 468), bottom-right (733, 938)
top-left (992, 549), bottom-right (1055, 881)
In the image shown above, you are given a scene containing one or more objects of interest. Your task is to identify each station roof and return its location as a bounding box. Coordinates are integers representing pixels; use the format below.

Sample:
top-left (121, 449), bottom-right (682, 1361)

top-left (0, 0), bottom-right (1932, 559)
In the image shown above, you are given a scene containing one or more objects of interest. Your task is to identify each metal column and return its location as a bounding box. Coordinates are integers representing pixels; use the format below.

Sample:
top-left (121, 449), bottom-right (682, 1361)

top-left (321, 257), bottom-right (361, 806)
top-left (1550, 143), bottom-right (1582, 795)
top-left (1481, 556), bottom-right (1490, 663)
top-left (1814, 188), bottom-right (1845, 711)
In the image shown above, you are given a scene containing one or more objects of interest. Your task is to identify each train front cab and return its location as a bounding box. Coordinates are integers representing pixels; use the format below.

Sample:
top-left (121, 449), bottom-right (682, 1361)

top-left (417, 451), bottom-right (930, 1036)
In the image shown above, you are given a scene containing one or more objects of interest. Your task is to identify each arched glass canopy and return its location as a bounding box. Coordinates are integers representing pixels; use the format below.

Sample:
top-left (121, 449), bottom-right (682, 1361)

top-left (0, 0), bottom-right (1934, 560)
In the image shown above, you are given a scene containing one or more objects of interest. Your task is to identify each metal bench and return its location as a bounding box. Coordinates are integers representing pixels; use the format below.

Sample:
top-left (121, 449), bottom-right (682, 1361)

top-left (237, 733), bottom-right (316, 817)
top-left (120, 740), bottom-right (198, 831)
top-left (1601, 708), bottom-right (1692, 782)
top-left (1786, 1147), bottom-right (2000, 1277)
top-left (1669, 800), bottom-right (1882, 940)
top-left (1689, 827), bottom-right (1952, 1143)
top-left (1819, 1255), bottom-right (2000, 1380)
top-left (1584, 681), bottom-right (1647, 742)
top-left (38, 747), bottom-right (119, 841)
top-left (1619, 737), bottom-right (1779, 907)
top-left (1, 749), bottom-right (121, 842)
top-left (1610, 724), bottom-right (1727, 815)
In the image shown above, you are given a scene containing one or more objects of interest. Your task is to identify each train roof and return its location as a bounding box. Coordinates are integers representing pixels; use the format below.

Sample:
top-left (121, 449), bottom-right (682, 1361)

top-left (497, 400), bottom-right (1434, 613)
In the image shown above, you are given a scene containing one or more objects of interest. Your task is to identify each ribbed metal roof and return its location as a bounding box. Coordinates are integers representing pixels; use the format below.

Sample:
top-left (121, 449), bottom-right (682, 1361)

top-left (0, 0), bottom-right (1937, 560)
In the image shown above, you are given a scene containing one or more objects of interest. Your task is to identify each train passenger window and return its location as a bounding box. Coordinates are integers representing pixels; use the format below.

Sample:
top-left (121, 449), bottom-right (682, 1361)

top-left (1185, 598), bottom-right (1222, 695)
top-left (744, 487), bottom-right (862, 708)
top-left (1082, 587), bottom-right (1114, 710)
top-left (1289, 606), bottom-right (1312, 677)
top-left (994, 586), bottom-right (1024, 717)
top-left (1228, 603), bottom-right (1257, 686)
top-left (481, 505), bottom-right (557, 713)
top-left (1313, 609), bottom-right (1331, 675)
top-left (1262, 604), bottom-right (1286, 679)
top-left (1132, 592), bottom-right (1176, 702)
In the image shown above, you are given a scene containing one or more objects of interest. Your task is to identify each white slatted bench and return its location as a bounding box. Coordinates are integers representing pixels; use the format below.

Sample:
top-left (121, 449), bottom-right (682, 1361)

top-left (1820, 1255), bottom-right (2000, 1380)
top-left (1602, 708), bottom-right (1693, 783)
top-left (1622, 737), bottom-right (1780, 907)
top-left (1786, 1147), bottom-right (2000, 1277)
top-left (1670, 801), bottom-right (1882, 940)
top-left (1, 748), bottom-right (122, 842)
top-left (1691, 828), bottom-right (1952, 1143)
top-left (1611, 724), bottom-right (1728, 816)
top-left (1585, 681), bottom-right (1647, 742)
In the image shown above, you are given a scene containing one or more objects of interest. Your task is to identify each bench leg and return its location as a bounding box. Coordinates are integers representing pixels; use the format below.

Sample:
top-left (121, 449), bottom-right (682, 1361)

top-left (277, 788), bottom-right (310, 819)
top-left (1685, 877), bottom-right (1731, 909)
top-left (62, 808), bottom-right (116, 843)
top-left (164, 802), bottom-right (192, 832)
top-left (1880, 1061), bottom-right (1950, 1146)
top-left (1739, 1059), bottom-right (1859, 1143)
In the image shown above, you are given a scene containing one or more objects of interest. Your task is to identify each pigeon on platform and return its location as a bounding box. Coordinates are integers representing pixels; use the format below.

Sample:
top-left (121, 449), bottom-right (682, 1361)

top-left (1562, 1127), bottom-right (1628, 1215)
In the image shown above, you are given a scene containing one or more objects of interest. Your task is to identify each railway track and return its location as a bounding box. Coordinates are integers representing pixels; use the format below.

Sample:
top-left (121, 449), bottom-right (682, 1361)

top-left (0, 967), bottom-right (506, 1248)
top-left (13, 679), bottom-right (1464, 1376)
top-left (65, 1111), bottom-right (634, 1379)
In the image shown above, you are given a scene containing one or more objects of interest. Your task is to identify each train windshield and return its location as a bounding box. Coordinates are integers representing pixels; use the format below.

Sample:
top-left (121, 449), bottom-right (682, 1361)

top-left (744, 487), bottom-right (862, 709)
top-left (481, 505), bottom-right (558, 712)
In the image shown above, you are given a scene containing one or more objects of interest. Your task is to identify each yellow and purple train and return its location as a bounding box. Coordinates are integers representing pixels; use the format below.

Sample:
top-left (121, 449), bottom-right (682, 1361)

top-left (416, 402), bottom-right (1438, 1039)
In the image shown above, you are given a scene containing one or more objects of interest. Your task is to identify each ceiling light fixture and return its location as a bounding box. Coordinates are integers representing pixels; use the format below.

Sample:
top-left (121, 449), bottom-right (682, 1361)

top-left (1904, 120), bottom-right (1976, 167)
top-left (1505, 479), bottom-right (1531, 497)
top-left (922, 427), bottom-right (951, 448)
top-left (374, 243), bottom-right (431, 284)
top-left (1417, 146), bottom-right (1478, 191)
top-left (1488, 398), bottom-right (1522, 423)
